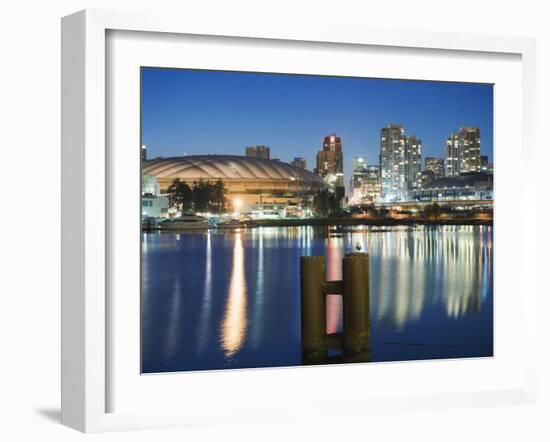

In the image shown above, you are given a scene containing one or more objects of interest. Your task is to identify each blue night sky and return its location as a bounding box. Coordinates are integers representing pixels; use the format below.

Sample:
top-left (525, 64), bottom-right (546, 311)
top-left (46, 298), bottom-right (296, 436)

top-left (141, 68), bottom-right (493, 183)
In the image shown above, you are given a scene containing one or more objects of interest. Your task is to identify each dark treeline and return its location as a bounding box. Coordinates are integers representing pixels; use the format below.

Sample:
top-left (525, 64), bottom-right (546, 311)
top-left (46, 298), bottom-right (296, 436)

top-left (167, 178), bottom-right (228, 214)
top-left (311, 189), bottom-right (341, 217)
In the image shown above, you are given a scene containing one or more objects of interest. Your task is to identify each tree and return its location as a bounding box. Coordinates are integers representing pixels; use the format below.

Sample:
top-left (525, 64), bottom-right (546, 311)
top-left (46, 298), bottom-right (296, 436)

top-left (212, 178), bottom-right (228, 214)
top-left (167, 178), bottom-right (193, 214)
top-left (192, 179), bottom-right (213, 213)
top-left (424, 202), bottom-right (441, 219)
top-left (312, 189), bottom-right (340, 217)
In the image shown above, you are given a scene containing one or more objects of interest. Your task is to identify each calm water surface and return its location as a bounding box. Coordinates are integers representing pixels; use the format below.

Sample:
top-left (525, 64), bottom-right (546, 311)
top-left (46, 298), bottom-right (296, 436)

top-left (141, 225), bottom-right (493, 373)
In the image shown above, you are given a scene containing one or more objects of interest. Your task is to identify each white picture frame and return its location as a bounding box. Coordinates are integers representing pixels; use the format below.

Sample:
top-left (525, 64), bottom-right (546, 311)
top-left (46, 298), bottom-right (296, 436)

top-left (61, 9), bottom-right (537, 433)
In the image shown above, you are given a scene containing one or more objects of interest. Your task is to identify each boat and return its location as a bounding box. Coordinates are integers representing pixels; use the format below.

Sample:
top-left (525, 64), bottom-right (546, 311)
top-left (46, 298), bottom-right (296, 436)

top-left (141, 216), bottom-right (162, 230)
top-left (160, 214), bottom-right (210, 230)
top-left (215, 218), bottom-right (244, 229)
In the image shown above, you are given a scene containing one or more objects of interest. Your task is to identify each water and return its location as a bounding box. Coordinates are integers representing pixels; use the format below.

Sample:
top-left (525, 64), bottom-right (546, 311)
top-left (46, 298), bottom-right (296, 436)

top-left (141, 225), bottom-right (493, 373)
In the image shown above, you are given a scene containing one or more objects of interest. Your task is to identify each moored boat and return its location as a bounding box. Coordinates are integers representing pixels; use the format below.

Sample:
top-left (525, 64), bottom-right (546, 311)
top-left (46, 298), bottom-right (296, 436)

top-left (215, 218), bottom-right (244, 229)
top-left (161, 214), bottom-right (210, 230)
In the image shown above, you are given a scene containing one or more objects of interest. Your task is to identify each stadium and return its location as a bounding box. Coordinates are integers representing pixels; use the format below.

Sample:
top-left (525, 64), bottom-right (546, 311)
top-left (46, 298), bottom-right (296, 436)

top-left (141, 155), bottom-right (325, 213)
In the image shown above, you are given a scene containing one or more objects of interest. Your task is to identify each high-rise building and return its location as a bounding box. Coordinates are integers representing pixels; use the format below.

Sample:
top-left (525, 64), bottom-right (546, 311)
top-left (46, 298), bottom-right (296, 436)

top-left (380, 125), bottom-right (405, 202)
top-left (352, 157), bottom-right (368, 173)
top-left (425, 157), bottom-right (445, 179)
top-left (315, 134), bottom-right (345, 200)
top-left (364, 165), bottom-right (381, 203)
top-left (380, 125), bottom-right (423, 201)
top-left (349, 157), bottom-right (369, 203)
top-left (349, 160), bottom-right (381, 205)
top-left (380, 125), bottom-right (408, 202)
top-left (445, 127), bottom-right (481, 177)
top-left (141, 144), bottom-right (147, 161)
top-left (291, 157), bottom-right (307, 169)
top-left (349, 157), bottom-right (367, 190)
top-left (245, 145), bottom-right (270, 160)
top-left (405, 136), bottom-right (423, 191)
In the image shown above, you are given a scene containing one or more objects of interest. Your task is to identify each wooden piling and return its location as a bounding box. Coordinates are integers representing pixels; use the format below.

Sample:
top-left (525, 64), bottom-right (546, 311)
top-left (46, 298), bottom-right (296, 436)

top-left (342, 252), bottom-right (370, 362)
top-left (300, 256), bottom-right (326, 363)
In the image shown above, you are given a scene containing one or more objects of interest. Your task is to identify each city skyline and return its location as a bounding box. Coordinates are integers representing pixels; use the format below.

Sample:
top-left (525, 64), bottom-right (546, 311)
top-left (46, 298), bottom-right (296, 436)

top-left (141, 68), bottom-right (493, 189)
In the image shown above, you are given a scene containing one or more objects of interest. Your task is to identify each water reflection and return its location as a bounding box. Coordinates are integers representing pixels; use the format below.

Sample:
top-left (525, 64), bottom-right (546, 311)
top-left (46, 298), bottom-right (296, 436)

top-left (197, 232), bottom-right (213, 354)
top-left (220, 232), bottom-right (248, 357)
top-left (369, 227), bottom-right (492, 331)
top-left (141, 225), bottom-right (493, 373)
top-left (250, 230), bottom-right (265, 349)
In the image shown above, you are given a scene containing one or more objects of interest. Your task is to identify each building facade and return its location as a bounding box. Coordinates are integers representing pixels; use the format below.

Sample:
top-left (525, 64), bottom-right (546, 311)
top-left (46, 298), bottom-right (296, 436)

top-left (412, 172), bottom-right (493, 202)
top-left (349, 157), bottom-right (368, 204)
top-left (363, 165), bottom-right (381, 203)
top-left (315, 134), bottom-right (345, 201)
top-left (245, 145), bottom-right (270, 160)
top-left (404, 135), bottom-right (423, 192)
top-left (291, 157), bottom-right (307, 169)
top-left (380, 124), bottom-right (406, 202)
top-left (425, 157), bottom-right (445, 179)
top-left (141, 174), bottom-right (169, 218)
top-left (445, 127), bottom-right (481, 177)
top-left (380, 125), bottom-right (422, 202)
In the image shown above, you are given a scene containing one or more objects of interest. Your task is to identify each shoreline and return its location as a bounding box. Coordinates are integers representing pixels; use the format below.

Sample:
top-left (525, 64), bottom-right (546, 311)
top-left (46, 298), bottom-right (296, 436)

top-left (246, 217), bottom-right (493, 228)
top-left (143, 216), bottom-right (493, 232)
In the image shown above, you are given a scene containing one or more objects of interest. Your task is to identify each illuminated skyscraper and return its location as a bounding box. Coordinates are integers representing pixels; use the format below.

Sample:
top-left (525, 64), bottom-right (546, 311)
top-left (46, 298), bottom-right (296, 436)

top-left (380, 124), bottom-right (406, 202)
top-left (315, 134), bottom-right (344, 200)
top-left (245, 145), bottom-right (270, 160)
top-left (445, 127), bottom-right (481, 177)
top-left (405, 136), bottom-right (423, 191)
top-left (380, 125), bottom-right (423, 201)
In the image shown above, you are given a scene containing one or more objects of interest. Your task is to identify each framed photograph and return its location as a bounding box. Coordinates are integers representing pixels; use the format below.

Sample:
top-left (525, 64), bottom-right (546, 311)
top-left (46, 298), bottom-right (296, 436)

top-left (61, 9), bottom-right (537, 432)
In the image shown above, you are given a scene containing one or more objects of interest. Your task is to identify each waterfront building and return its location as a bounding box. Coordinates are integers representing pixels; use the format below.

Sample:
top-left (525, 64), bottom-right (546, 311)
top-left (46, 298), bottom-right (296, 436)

top-left (245, 145), bottom-right (270, 160)
top-left (412, 172), bottom-right (493, 202)
top-left (142, 155), bottom-right (324, 212)
top-left (141, 174), bottom-right (169, 218)
top-left (291, 157), bottom-right (307, 169)
top-left (445, 127), bottom-right (481, 177)
top-left (425, 157), bottom-right (445, 179)
top-left (315, 134), bottom-right (345, 201)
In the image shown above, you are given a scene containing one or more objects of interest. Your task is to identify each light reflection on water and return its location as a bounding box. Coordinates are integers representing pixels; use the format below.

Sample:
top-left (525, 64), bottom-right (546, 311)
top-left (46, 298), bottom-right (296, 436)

top-left (141, 225), bottom-right (493, 373)
top-left (220, 232), bottom-right (248, 357)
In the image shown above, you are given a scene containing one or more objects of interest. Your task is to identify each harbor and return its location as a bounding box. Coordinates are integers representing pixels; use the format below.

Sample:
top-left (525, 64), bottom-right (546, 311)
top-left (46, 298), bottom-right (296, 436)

top-left (141, 224), bottom-right (493, 373)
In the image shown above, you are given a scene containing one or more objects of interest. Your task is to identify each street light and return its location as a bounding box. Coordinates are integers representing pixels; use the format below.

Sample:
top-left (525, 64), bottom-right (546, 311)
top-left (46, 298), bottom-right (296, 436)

top-left (233, 198), bottom-right (242, 217)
